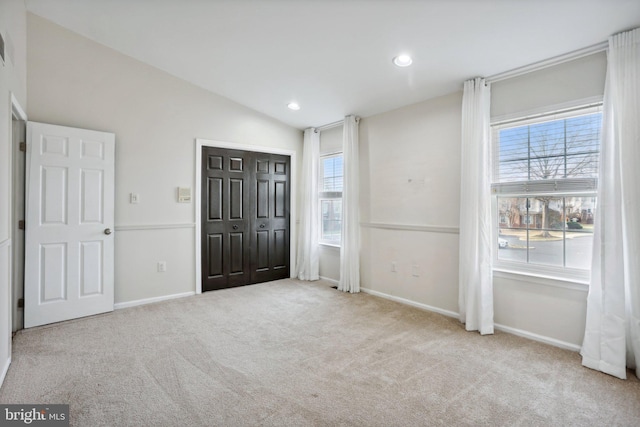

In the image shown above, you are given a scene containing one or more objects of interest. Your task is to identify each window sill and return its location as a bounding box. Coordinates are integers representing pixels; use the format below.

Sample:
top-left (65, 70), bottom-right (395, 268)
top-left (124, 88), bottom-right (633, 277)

top-left (493, 268), bottom-right (589, 292)
top-left (319, 242), bottom-right (341, 251)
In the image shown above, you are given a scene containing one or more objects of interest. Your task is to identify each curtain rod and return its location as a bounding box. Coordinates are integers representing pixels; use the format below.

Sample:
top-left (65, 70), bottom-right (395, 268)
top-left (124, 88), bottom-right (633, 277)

top-left (486, 41), bottom-right (608, 84)
top-left (315, 116), bottom-right (361, 132)
top-left (315, 119), bottom-right (344, 132)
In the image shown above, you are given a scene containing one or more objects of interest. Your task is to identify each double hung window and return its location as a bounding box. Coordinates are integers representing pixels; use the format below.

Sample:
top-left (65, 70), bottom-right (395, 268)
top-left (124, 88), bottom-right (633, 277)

top-left (319, 154), bottom-right (343, 245)
top-left (491, 104), bottom-right (602, 279)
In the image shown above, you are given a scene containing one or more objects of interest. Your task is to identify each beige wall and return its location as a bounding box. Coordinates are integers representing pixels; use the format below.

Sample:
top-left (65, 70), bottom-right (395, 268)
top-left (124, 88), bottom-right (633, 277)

top-left (319, 125), bottom-right (343, 154)
top-left (359, 92), bottom-right (462, 316)
top-left (27, 14), bottom-right (303, 305)
top-left (0, 0), bottom-right (27, 386)
top-left (491, 51), bottom-right (606, 119)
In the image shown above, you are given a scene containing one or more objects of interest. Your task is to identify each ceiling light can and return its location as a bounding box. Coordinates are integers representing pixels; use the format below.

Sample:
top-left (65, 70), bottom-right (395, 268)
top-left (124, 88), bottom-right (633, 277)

top-left (287, 102), bottom-right (301, 111)
top-left (393, 54), bottom-right (413, 67)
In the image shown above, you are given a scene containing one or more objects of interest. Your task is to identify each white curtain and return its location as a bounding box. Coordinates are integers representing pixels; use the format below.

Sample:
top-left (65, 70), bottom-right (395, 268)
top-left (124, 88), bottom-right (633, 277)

top-left (339, 115), bottom-right (360, 293)
top-left (459, 77), bottom-right (494, 335)
top-left (295, 128), bottom-right (320, 281)
top-left (581, 28), bottom-right (640, 380)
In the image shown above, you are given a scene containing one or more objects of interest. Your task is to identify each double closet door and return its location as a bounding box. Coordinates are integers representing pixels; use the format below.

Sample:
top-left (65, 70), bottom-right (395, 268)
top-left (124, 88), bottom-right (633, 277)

top-left (201, 147), bottom-right (290, 291)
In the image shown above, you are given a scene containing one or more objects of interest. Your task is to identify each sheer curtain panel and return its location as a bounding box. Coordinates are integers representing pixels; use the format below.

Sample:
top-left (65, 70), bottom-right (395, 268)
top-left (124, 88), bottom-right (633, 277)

top-left (338, 116), bottom-right (360, 293)
top-left (295, 128), bottom-right (320, 281)
top-left (459, 78), bottom-right (494, 335)
top-left (582, 28), bottom-right (640, 380)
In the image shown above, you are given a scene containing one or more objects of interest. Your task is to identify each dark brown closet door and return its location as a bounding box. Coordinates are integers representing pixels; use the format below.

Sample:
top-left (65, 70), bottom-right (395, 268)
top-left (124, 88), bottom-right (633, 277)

top-left (201, 148), bottom-right (251, 291)
top-left (201, 147), bottom-right (290, 291)
top-left (251, 152), bottom-right (291, 284)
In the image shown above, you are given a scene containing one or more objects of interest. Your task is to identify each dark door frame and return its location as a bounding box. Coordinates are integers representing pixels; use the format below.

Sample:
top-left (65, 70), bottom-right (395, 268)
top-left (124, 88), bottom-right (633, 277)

top-left (194, 139), bottom-right (297, 294)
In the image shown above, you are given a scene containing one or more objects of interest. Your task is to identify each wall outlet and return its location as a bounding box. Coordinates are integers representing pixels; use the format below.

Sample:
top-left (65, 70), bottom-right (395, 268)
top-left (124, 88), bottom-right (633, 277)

top-left (391, 261), bottom-right (397, 272)
top-left (130, 193), bottom-right (140, 204)
top-left (157, 261), bottom-right (167, 273)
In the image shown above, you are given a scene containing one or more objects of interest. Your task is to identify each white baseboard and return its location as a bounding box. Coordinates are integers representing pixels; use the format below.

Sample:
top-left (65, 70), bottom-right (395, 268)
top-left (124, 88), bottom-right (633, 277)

top-left (360, 287), bottom-right (581, 352)
top-left (494, 323), bottom-right (581, 352)
top-left (319, 276), bottom-right (339, 286)
top-left (114, 291), bottom-right (195, 310)
top-left (360, 287), bottom-right (459, 319)
top-left (1, 356), bottom-right (10, 389)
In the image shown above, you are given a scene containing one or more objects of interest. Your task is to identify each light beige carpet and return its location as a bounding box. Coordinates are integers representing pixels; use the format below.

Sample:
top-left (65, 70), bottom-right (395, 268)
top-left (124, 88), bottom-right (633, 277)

top-left (1, 279), bottom-right (639, 426)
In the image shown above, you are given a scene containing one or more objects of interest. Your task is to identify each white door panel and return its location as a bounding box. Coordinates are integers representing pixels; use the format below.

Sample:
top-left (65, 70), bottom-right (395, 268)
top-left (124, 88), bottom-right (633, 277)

top-left (25, 122), bottom-right (115, 328)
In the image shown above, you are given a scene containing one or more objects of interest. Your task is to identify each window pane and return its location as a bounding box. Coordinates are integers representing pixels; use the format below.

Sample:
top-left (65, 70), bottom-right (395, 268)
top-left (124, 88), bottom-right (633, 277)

top-left (565, 114), bottom-right (601, 179)
top-left (495, 112), bottom-right (601, 183)
top-left (497, 196), bottom-right (596, 269)
top-left (322, 157), bottom-right (334, 191)
top-left (497, 127), bottom-right (529, 182)
top-left (529, 120), bottom-right (565, 180)
top-left (497, 197), bottom-right (528, 263)
top-left (321, 199), bottom-right (342, 244)
top-left (527, 197), bottom-right (564, 267)
top-left (322, 156), bottom-right (343, 192)
top-left (565, 196), bottom-right (596, 269)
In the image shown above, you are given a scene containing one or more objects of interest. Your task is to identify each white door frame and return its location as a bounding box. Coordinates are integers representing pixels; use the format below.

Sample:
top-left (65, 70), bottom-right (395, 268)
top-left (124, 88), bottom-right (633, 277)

top-left (194, 139), bottom-right (297, 294)
top-left (10, 94), bottom-right (27, 332)
top-left (2, 94), bottom-right (27, 387)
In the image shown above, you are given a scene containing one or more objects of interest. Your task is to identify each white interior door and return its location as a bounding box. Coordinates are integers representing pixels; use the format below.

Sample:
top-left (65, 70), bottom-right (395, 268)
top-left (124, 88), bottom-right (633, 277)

top-left (25, 122), bottom-right (115, 328)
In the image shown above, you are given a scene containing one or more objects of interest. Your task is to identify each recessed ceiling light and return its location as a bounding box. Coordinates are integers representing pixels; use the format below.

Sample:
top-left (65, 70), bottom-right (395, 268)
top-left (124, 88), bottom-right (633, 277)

top-left (393, 54), bottom-right (413, 67)
top-left (287, 102), bottom-right (301, 111)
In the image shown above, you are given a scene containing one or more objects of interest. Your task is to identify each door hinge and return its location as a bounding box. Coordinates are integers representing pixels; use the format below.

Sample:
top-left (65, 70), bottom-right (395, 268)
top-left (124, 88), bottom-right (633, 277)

top-left (19, 142), bottom-right (26, 152)
top-left (17, 298), bottom-right (24, 309)
top-left (18, 220), bottom-right (25, 230)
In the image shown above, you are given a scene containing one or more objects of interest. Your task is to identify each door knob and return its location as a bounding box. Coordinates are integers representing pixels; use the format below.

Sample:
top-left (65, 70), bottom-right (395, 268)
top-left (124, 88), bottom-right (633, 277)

top-left (260, 224), bottom-right (265, 228)
top-left (233, 225), bottom-right (239, 230)
top-left (104, 228), bottom-right (112, 235)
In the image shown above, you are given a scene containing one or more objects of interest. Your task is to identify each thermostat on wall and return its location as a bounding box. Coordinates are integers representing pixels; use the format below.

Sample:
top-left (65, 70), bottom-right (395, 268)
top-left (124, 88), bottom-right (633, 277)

top-left (177, 187), bottom-right (192, 203)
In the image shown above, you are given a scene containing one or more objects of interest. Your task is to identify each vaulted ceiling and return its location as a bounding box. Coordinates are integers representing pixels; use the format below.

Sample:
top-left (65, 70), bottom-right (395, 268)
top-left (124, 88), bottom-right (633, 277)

top-left (25, 0), bottom-right (640, 129)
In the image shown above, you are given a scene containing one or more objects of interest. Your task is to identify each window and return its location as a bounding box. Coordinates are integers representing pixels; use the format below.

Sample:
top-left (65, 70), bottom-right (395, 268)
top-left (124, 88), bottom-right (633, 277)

top-left (319, 154), bottom-right (343, 245)
top-left (491, 105), bottom-right (602, 278)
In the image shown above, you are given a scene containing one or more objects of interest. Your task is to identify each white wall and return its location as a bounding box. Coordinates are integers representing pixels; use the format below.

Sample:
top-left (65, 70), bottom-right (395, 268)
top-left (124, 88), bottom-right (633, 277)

top-left (359, 92), bottom-right (462, 315)
top-left (0, 0), bottom-right (27, 386)
top-left (359, 52), bottom-right (606, 349)
top-left (318, 125), bottom-right (343, 283)
top-left (27, 14), bottom-right (302, 305)
top-left (491, 52), bottom-right (606, 119)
